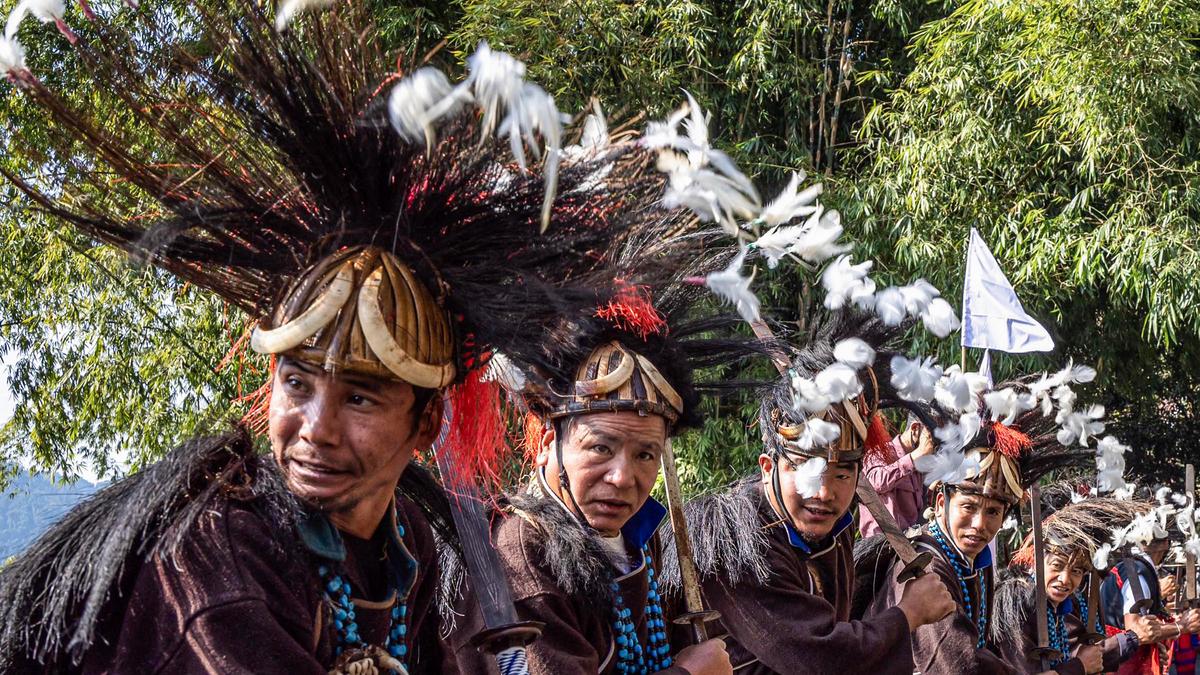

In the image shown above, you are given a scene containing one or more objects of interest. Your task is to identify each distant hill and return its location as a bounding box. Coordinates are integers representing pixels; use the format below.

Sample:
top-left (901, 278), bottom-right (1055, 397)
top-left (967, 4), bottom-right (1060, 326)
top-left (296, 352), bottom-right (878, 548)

top-left (0, 473), bottom-right (106, 561)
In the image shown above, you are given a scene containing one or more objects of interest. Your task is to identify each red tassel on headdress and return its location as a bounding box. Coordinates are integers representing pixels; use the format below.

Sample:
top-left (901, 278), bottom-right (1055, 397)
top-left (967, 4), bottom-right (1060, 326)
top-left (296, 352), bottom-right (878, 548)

top-left (864, 412), bottom-right (896, 464)
top-left (991, 421), bottom-right (1033, 458)
top-left (235, 361), bottom-right (274, 435)
top-left (1010, 530), bottom-right (1036, 569)
top-left (521, 412), bottom-right (547, 469)
top-left (218, 316), bottom-right (273, 435)
top-left (440, 369), bottom-right (511, 491)
top-left (595, 282), bottom-right (667, 339)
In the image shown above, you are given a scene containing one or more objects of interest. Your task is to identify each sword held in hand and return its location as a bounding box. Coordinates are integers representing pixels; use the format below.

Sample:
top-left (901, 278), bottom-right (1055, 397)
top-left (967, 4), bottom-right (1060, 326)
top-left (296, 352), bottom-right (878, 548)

top-left (661, 438), bottom-right (721, 644)
top-left (1027, 485), bottom-right (1063, 668)
top-left (433, 398), bottom-right (542, 675)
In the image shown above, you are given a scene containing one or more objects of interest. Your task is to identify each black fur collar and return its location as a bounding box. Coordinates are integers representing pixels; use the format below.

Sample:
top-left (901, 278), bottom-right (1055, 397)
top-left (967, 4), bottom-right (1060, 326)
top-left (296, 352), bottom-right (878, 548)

top-left (0, 427), bottom-right (303, 670)
top-left (660, 476), bottom-right (771, 593)
top-left (505, 481), bottom-right (622, 606)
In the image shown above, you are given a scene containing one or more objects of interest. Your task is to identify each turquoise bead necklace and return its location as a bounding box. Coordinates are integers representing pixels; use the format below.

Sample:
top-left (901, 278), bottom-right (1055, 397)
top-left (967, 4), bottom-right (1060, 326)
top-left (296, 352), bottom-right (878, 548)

top-left (929, 519), bottom-right (989, 649)
top-left (610, 545), bottom-right (672, 674)
top-left (317, 522), bottom-right (410, 672)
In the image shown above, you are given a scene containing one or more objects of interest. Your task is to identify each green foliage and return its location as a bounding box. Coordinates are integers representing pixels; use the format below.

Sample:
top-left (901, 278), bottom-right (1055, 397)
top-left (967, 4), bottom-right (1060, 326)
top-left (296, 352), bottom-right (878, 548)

top-left (849, 0), bottom-right (1200, 483)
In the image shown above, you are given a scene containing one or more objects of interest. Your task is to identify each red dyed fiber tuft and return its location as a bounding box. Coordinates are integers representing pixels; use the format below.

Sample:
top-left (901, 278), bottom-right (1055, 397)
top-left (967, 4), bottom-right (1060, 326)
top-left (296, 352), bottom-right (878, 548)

top-left (440, 369), bottom-right (512, 491)
top-left (595, 282), bottom-right (667, 339)
top-left (521, 412), bottom-right (546, 469)
top-left (864, 412), bottom-right (895, 464)
top-left (991, 421), bottom-right (1033, 458)
top-left (1009, 531), bottom-right (1036, 569)
top-left (235, 356), bottom-right (274, 435)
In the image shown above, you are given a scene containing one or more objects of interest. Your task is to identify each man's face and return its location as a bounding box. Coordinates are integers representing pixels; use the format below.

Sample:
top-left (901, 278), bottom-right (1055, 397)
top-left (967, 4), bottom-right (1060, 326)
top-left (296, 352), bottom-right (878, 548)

top-left (1044, 551), bottom-right (1088, 605)
top-left (538, 412), bottom-right (667, 537)
top-left (268, 358), bottom-right (439, 515)
top-left (1146, 538), bottom-right (1170, 565)
top-left (936, 490), bottom-right (1006, 558)
top-left (759, 454), bottom-right (858, 542)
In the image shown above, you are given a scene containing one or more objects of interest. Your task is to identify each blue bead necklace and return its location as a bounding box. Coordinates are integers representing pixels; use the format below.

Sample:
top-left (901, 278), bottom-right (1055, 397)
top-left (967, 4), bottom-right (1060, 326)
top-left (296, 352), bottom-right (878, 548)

top-left (317, 522), bottom-right (410, 672)
top-left (929, 520), bottom-right (988, 649)
top-left (1074, 590), bottom-right (1099, 634)
top-left (609, 545), bottom-right (672, 674)
top-left (1046, 604), bottom-right (1069, 666)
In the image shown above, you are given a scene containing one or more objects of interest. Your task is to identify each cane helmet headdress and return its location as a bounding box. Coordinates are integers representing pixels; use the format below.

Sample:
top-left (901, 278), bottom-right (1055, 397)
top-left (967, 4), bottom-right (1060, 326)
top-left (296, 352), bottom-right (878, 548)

top-left (0, 2), bottom-right (695, 482)
top-left (759, 311), bottom-right (911, 466)
top-left (917, 369), bottom-right (1104, 507)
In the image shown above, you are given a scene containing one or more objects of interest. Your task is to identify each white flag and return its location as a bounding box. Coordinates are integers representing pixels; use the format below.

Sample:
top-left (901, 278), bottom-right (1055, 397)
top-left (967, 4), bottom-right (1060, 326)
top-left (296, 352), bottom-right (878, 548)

top-left (961, 228), bottom-right (1054, 353)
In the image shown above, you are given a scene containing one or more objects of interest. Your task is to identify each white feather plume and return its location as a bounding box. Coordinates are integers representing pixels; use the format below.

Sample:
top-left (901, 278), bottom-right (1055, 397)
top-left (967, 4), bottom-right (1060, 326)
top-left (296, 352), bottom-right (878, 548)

top-left (1095, 435), bottom-right (1129, 493)
top-left (1156, 486), bottom-right (1173, 506)
top-left (790, 209), bottom-right (850, 264)
top-left (1092, 543), bottom-right (1112, 570)
top-left (704, 248), bottom-right (760, 324)
top-left (898, 280), bottom-right (936, 316)
top-left (815, 363), bottom-right (863, 402)
top-left (0, 34), bottom-right (25, 75)
top-left (577, 103), bottom-right (610, 153)
top-left (274, 0), bottom-right (335, 32)
top-left (983, 387), bottom-right (1035, 425)
top-left (388, 68), bottom-right (459, 147)
top-left (934, 366), bottom-right (988, 413)
top-left (922, 297), bottom-right (961, 338)
top-left (796, 419), bottom-right (841, 451)
top-left (793, 456), bottom-right (828, 499)
top-left (932, 412), bottom-right (982, 455)
top-left (872, 287), bottom-right (906, 326)
top-left (821, 255), bottom-right (876, 311)
top-left (482, 351), bottom-right (527, 393)
top-left (757, 171), bottom-right (823, 228)
top-left (890, 354), bottom-right (942, 402)
top-left (642, 102), bottom-right (690, 150)
top-left (648, 92), bottom-right (761, 234)
top-left (916, 448), bottom-right (982, 487)
top-left (1056, 403), bottom-right (1105, 447)
top-left (789, 374), bottom-right (831, 415)
top-left (833, 338), bottom-right (876, 370)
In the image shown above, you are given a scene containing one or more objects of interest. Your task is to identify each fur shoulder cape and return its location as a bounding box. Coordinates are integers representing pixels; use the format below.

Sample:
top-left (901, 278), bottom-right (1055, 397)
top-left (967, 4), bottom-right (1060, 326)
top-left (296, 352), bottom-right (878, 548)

top-left (659, 476), bottom-right (772, 594)
top-left (0, 427), bottom-right (455, 670)
top-left (989, 567), bottom-right (1035, 655)
top-left (0, 428), bottom-right (291, 669)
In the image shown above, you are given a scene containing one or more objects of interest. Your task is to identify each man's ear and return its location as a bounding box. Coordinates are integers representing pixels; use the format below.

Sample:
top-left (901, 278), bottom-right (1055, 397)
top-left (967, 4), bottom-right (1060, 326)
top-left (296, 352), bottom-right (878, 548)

top-left (535, 424), bottom-right (556, 468)
top-left (758, 454), bottom-right (774, 483)
top-left (416, 395), bottom-right (444, 443)
top-left (934, 490), bottom-right (946, 519)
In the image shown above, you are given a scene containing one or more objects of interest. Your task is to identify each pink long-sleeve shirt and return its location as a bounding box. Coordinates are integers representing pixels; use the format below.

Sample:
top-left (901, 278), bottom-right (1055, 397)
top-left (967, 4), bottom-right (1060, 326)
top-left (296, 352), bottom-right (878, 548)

top-left (858, 438), bottom-right (926, 538)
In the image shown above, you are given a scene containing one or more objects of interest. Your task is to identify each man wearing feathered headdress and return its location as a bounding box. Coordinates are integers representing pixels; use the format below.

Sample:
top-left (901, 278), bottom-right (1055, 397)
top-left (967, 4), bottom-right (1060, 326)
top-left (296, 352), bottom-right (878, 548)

top-left (660, 311), bottom-right (955, 674)
top-left (992, 496), bottom-right (1169, 674)
top-left (857, 374), bottom-right (1101, 675)
top-left (447, 278), bottom-right (754, 675)
top-left (0, 3), bottom-right (679, 673)
top-left (1097, 488), bottom-right (1200, 675)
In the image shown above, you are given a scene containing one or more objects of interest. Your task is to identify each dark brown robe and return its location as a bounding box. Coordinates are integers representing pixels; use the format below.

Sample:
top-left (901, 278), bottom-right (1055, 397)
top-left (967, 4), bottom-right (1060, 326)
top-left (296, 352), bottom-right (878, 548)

top-left (79, 493), bottom-right (453, 674)
top-left (864, 528), bottom-right (1017, 675)
top-left (993, 571), bottom-right (1126, 675)
top-left (450, 475), bottom-right (689, 675)
top-left (691, 481), bottom-right (913, 674)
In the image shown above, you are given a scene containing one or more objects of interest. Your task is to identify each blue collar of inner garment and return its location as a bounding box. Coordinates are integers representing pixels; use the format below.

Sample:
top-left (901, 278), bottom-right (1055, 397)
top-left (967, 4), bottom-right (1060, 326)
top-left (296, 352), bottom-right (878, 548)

top-left (784, 511), bottom-right (853, 553)
top-left (1054, 594), bottom-right (1075, 616)
top-left (621, 497), bottom-right (667, 551)
top-left (972, 540), bottom-right (994, 571)
top-left (297, 502), bottom-right (419, 599)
